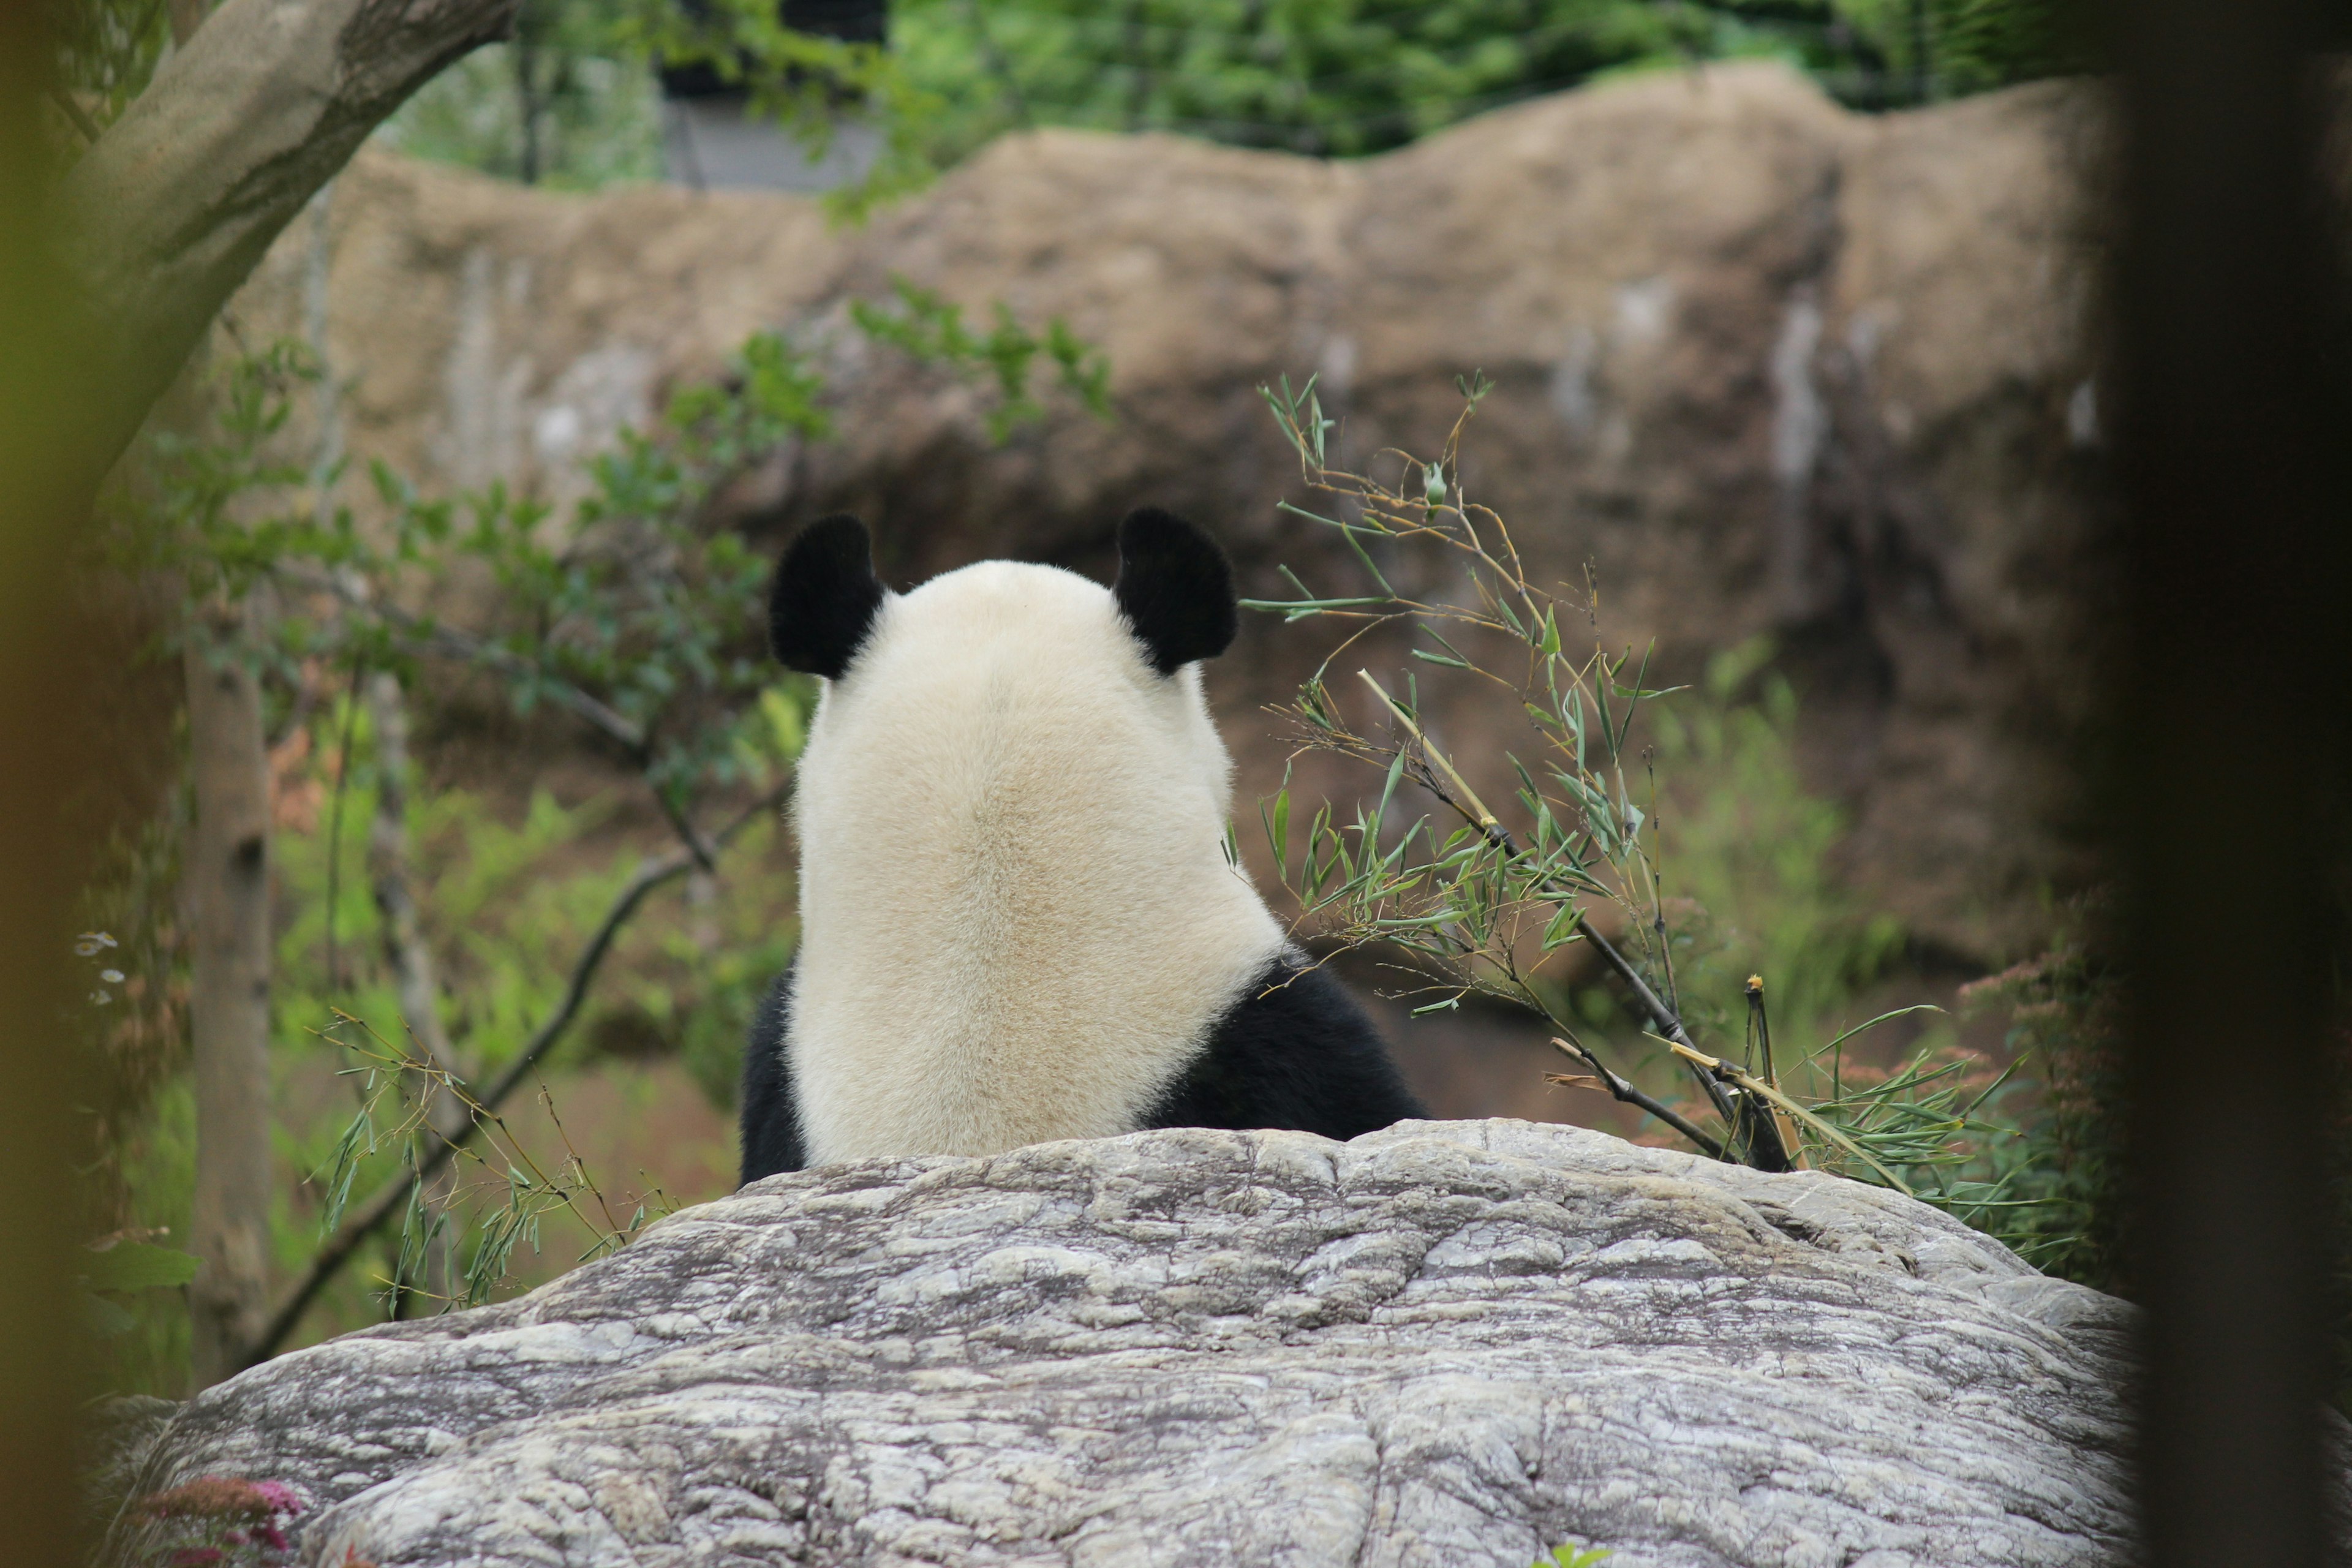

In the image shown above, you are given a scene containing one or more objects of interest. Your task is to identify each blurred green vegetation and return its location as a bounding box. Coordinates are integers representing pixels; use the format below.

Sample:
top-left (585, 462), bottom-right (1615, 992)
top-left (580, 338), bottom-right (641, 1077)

top-left (49, 0), bottom-right (2089, 194)
top-left (70, 268), bottom-right (1107, 1392)
top-left (1637, 638), bottom-right (1905, 1049)
top-left (377, 31), bottom-right (668, 190)
top-left (1558, 646), bottom-right (2051, 1246)
top-left (895, 0), bottom-right (2090, 164)
top-left (86, 687), bottom-right (805, 1395)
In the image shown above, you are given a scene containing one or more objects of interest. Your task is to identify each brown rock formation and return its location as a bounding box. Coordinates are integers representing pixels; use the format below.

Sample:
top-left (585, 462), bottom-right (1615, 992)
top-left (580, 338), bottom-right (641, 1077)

top-left (230, 62), bottom-right (2112, 965)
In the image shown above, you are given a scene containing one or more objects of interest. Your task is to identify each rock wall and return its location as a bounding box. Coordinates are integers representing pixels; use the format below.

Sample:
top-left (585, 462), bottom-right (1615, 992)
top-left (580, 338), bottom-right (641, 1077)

top-left (232, 63), bottom-right (2114, 961)
top-left (108, 1120), bottom-right (2142, 1567)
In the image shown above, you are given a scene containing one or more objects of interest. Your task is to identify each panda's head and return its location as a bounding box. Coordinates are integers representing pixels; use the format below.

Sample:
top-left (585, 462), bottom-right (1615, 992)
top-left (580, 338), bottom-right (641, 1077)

top-left (767, 507), bottom-right (1249, 851)
top-left (767, 507), bottom-right (1237, 684)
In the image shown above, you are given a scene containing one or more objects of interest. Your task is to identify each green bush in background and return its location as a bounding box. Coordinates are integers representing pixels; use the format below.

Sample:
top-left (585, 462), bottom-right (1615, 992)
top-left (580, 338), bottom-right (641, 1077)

top-left (326, 0), bottom-right (2094, 194)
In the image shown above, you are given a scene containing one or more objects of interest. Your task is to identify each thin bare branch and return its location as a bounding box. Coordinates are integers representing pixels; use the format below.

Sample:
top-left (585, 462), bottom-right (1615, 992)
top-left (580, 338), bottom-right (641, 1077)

top-left (241, 777), bottom-right (789, 1366)
top-left (1547, 1036), bottom-right (1724, 1158)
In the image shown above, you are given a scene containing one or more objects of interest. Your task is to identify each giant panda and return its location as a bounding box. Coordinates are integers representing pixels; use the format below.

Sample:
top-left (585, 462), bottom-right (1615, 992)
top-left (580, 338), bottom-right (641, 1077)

top-left (737, 507), bottom-right (1427, 1183)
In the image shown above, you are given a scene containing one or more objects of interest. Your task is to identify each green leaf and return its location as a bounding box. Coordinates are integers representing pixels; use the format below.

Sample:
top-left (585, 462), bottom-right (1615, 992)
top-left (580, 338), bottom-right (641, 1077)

top-left (1537, 1548), bottom-right (1612, 1568)
top-left (81, 1292), bottom-right (139, 1338)
top-left (1376, 745), bottom-right (1408, 824)
top-left (81, 1242), bottom-right (201, 1292)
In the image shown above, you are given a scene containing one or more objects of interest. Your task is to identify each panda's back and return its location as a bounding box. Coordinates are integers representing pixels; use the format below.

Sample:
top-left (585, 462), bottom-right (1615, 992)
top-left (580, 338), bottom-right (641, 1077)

top-left (785, 561), bottom-right (1285, 1163)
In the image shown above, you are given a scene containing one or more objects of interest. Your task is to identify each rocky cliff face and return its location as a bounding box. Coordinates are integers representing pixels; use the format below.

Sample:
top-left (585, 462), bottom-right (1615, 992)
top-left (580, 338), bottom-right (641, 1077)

top-left (232, 63), bottom-right (2113, 960)
top-left (109, 1121), bottom-right (2138, 1566)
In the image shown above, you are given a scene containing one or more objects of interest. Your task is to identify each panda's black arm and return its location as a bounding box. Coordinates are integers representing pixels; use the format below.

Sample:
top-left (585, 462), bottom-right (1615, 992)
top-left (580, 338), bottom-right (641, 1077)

top-left (1145, 956), bottom-right (1428, 1141)
top-left (738, 965), bottom-right (807, 1185)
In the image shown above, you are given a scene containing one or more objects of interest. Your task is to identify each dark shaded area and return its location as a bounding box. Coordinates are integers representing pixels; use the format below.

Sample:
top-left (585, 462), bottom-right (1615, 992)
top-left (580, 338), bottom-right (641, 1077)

top-left (2112, 1), bottom-right (2352, 1560)
top-left (659, 0), bottom-right (888, 100)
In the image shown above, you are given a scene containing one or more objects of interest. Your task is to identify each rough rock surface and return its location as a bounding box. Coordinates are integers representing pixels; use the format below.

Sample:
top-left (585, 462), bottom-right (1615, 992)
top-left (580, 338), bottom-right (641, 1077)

top-left (112, 1120), bottom-right (2139, 1567)
top-left (228, 63), bottom-right (2116, 960)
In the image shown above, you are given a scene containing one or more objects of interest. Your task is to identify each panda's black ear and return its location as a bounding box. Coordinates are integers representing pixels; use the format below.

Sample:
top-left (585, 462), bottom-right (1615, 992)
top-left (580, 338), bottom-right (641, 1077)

top-left (1114, 507), bottom-right (1237, 676)
top-left (769, 514), bottom-right (884, 680)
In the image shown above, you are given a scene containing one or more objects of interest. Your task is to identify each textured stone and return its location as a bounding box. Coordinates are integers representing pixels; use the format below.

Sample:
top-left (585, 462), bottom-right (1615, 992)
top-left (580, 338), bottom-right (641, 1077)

top-left (111, 1120), bottom-right (2143, 1567)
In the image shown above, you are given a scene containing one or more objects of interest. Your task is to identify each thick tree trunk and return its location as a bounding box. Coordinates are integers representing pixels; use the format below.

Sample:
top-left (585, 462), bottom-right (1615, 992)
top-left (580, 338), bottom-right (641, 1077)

top-left (183, 616), bottom-right (276, 1387)
top-left (366, 670), bottom-right (467, 1313)
top-left (57, 0), bottom-right (518, 489)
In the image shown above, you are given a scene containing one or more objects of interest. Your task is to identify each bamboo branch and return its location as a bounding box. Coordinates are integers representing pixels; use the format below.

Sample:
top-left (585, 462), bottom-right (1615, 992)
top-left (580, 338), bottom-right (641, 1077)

top-left (239, 778), bottom-right (789, 1366)
top-left (1577, 918), bottom-right (1745, 1134)
top-left (1356, 668), bottom-right (1743, 1152)
top-left (1746, 975), bottom-right (1804, 1170)
top-left (1548, 1036), bottom-right (1724, 1158)
top-left (1667, 1040), bottom-right (1912, 1196)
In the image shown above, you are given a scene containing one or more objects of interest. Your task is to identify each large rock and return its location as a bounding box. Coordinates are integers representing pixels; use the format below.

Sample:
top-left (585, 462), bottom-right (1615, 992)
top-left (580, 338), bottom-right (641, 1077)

top-left (110, 1121), bottom-right (2139, 1566)
top-left (228, 62), bottom-right (2114, 961)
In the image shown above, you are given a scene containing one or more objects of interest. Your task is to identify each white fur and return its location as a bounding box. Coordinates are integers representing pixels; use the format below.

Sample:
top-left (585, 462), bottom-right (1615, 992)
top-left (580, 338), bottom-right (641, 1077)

top-left (785, 559), bottom-right (1286, 1163)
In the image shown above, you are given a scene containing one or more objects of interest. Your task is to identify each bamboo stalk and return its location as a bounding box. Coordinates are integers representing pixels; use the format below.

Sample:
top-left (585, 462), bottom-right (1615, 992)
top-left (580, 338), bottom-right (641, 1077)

top-left (1356, 666), bottom-right (1744, 1153)
top-left (1667, 1039), bottom-right (1912, 1196)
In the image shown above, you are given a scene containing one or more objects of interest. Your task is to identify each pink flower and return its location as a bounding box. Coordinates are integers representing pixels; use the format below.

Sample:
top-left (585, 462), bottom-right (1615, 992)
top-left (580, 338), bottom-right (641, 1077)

top-left (249, 1480), bottom-right (304, 1517)
top-left (140, 1475), bottom-right (306, 1524)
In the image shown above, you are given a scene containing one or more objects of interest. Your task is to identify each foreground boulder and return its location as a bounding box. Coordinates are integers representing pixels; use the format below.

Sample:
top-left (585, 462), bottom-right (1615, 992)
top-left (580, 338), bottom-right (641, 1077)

top-left (110, 1121), bottom-right (2136, 1566)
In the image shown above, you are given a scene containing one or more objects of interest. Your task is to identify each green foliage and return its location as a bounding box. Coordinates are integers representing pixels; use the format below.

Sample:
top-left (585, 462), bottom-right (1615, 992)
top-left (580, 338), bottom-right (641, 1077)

top-left (45, 0), bottom-right (172, 130)
top-left (81, 1240), bottom-right (202, 1292)
top-left (895, 0), bottom-right (1716, 160)
top-left (379, 10), bottom-right (667, 190)
top-left (1532, 1548), bottom-right (1611, 1568)
top-left (616, 0), bottom-right (944, 219)
top-left (1642, 639), bottom-right (1904, 1046)
top-left (86, 269), bottom-right (1109, 1380)
top-left (1953, 911), bottom-right (2121, 1281)
top-left (48, 0), bottom-right (2087, 200)
top-left (1248, 372), bottom-right (2051, 1235)
top-left (894, 0), bottom-right (2093, 167)
top-left (850, 274), bottom-right (1113, 441)
top-left (76, 1240), bottom-right (202, 1341)
top-left (92, 1077), bottom-right (198, 1392)
top-left (1828, 0), bottom-right (2092, 104)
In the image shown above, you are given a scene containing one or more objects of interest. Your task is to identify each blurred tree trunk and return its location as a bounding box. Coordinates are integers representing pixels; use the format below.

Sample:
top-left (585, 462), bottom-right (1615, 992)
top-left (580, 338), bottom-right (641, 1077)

top-left (2, 2), bottom-right (115, 1553)
top-left (182, 612), bottom-right (275, 1387)
top-left (366, 669), bottom-right (468, 1315)
top-left (56, 0), bottom-right (520, 499)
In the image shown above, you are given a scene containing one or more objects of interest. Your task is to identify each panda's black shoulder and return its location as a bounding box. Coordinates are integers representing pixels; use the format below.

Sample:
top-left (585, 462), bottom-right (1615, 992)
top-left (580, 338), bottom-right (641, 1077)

top-left (738, 965), bottom-right (806, 1186)
top-left (1143, 952), bottom-right (1426, 1141)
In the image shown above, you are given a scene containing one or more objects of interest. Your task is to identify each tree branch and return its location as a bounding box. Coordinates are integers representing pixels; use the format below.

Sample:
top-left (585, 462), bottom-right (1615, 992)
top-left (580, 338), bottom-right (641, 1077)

top-left (292, 564), bottom-right (650, 755)
top-left (1547, 1036), bottom-right (1724, 1159)
top-left (240, 778), bottom-right (790, 1366)
top-left (59, 0), bottom-right (522, 488)
top-left (1353, 670), bottom-right (1746, 1156)
top-left (1575, 917), bottom-right (1746, 1135)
